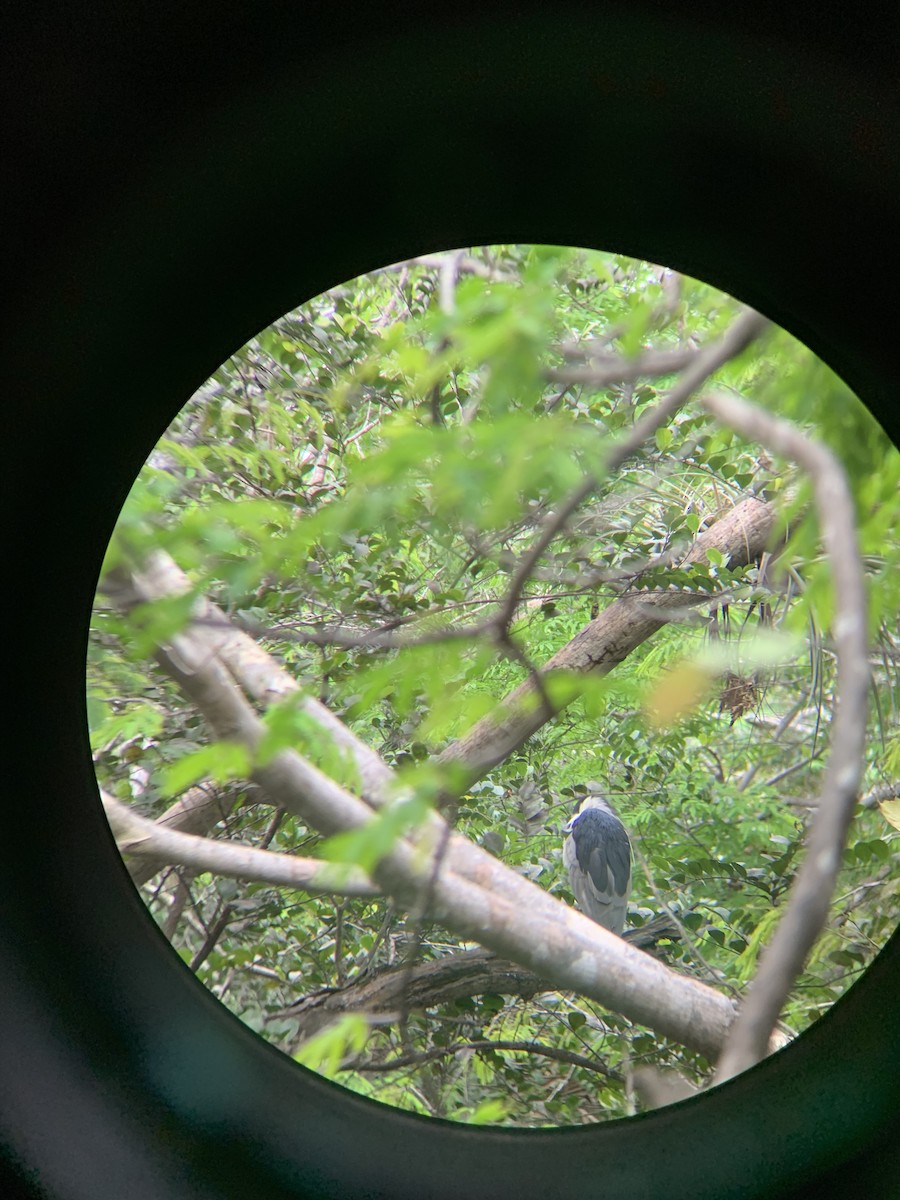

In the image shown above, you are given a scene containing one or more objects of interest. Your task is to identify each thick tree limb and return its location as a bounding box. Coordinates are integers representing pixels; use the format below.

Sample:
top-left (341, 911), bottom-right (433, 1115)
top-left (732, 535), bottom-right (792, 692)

top-left (270, 920), bottom-right (681, 1042)
top-left (702, 390), bottom-right (870, 1083)
top-left (271, 948), bottom-right (546, 1039)
top-left (439, 496), bottom-right (777, 780)
top-left (116, 490), bottom-right (773, 895)
top-left (102, 591), bottom-right (738, 1060)
top-left (124, 784), bottom-right (238, 887)
top-left (102, 792), bottom-right (380, 898)
top-left (102, 497), bottom-right (775, 1060)
top-left (109, 492), bottom-right (775, 1040)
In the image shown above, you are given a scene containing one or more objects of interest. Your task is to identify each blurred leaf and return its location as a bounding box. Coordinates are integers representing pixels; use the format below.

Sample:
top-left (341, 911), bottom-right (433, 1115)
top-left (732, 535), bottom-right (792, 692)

top-left (159, 741), bottom-right (251, 796)
top-left (644, 662), bottom-right (716, 729)
top-left (734, 908), bottom-right (782, 983)
top-left (294, 1014), bottom-right (369, 1076)
top-left (462, 1098), bottom-right (511, 1125)
top-left (318, 788), bottom-right (432, 874)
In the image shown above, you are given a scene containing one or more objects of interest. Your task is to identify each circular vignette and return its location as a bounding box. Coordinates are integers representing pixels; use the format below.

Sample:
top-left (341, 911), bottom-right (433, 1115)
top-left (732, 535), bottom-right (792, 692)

top-left (5, 8), bottom-right (900, 1200)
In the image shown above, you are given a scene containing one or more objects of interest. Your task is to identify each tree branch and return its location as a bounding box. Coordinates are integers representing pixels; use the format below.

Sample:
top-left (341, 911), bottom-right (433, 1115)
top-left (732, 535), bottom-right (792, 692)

top-left (102, 792), bottom-right (380, 898)
top-left (112, 489), bottom-right (772, 921)
top-left (98, 308), bottom-right (773, 1064)
top-left (101, 578), bottom-right (741, 1059)
top-left (438, 495), bottom-right (778, 781)
top-left (702, 390), bottom-right (870, 1084)
top-left (347, 1038), bottom-right (622, 1081)
top-left (122, 783), bottom-right (239, 887)
top-left (547, 345), bottom-right (699, 387)
top-left (270, 919), bottom-right (681, 1042)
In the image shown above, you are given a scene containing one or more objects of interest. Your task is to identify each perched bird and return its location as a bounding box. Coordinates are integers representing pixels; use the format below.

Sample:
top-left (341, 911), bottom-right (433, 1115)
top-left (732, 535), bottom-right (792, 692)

top-left (563, 792), bottom-right (633, 934)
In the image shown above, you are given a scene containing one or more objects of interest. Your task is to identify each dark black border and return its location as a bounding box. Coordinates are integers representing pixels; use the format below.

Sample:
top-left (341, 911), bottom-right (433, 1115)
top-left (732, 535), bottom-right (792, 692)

top-left (4, 5), bottom-right (900, 1198)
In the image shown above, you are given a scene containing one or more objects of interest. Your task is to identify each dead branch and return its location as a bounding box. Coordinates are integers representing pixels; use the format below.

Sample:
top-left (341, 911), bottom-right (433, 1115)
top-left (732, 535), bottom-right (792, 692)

top-left (861, 781), bottom-right (900, 809)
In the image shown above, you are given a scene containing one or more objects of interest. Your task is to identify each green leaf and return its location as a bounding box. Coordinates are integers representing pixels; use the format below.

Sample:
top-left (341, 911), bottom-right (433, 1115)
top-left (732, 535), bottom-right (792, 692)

top-left (89, 701), bottom-right (164, 752)
top-left (734, 908), bottom-right (782, 983)
top-left (461, 1098), bottom-right (511, 1125)
top-left (158, 741), bottom-right (251, 797)
top-left (318, 788), bottom-right (432, 874)
top-left (294, 1014), bottom-right (369, 1077)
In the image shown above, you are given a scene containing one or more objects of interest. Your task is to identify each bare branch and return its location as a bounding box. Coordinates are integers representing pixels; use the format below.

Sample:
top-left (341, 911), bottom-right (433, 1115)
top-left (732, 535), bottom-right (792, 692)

top-left (102, 792), bottom-right (381, 898)
top-left (702, 390), bottom-right (870, 1084)
top-left (439, 495), bottom-right (778, 781)
top-left (348, 1038), bottom-right (621, 1081)
top-left (125, 783), bottom-right (239, 887)
top-left (547, 346), bottom-right (699, 387)
top-left (102, 555), bottom-right (397, 808)
top-left (861, 780), bottom-right (900, 809)
top-left (632, 1067), bottom-right (699, 1110)
top-left (270, 920), bottom-right (681, 1041)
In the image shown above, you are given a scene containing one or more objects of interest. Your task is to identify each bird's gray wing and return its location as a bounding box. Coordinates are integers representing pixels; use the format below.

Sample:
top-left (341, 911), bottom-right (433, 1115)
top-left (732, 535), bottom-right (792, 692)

top-left (565, 808), bottom-right (632, 933)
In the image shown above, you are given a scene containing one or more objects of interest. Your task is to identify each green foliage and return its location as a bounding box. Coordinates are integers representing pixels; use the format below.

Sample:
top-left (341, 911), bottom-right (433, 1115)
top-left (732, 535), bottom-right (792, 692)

top-left (319, 790), bottom-right (431, 875)
top-left (88, 244), bottom-right (900, 1129)
top-left (294, 1014), bottom-right (370, 1074)
top-left (159, 742), bottom-right (252, 797)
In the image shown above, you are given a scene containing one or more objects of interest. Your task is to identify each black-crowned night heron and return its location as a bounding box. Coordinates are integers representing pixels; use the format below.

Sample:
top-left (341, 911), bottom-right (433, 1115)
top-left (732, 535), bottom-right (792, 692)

top-left (563, 792), bottom-right (632, 934)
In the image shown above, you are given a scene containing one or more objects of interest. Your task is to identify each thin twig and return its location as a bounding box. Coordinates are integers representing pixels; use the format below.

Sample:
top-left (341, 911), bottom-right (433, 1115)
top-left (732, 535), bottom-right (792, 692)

top-left (492, 306), bottom-right (769, 632)
top-left (345, 1038), bottom-right (622, 1081)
